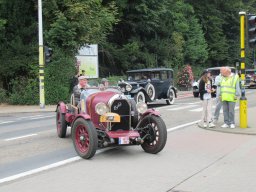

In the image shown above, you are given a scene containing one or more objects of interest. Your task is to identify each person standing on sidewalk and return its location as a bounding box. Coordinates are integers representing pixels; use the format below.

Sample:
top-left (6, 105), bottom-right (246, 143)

top-left (213, 67), bottom-right (225, 123)
top-left (198, 70), bottom-right (215, 128)
top-left (220, 67), bottom-right (241, 129)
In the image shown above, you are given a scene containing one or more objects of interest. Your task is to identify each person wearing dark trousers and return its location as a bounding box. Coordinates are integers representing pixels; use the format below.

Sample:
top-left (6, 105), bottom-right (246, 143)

top-left (220, 67), bottom-right (241, 129)
top-left (198, 70), bottom-right (216, 128)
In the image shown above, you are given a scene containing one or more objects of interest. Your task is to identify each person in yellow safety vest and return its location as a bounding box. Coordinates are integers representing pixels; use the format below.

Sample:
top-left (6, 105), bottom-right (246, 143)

top-left (220, 67), bottom-right (241, 129)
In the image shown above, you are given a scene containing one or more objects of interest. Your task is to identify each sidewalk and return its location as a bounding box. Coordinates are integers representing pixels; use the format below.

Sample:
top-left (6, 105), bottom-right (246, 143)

top-left (199, 105), bottom-right (256, 135)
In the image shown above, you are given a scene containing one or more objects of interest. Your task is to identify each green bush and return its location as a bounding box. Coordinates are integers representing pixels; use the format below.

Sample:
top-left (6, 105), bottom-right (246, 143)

top-left (45, 50), bottom-right (76, 104)
top-left (9, 77), bottom-right (39, 105)
top-left (0, 88), bottom-right (8, 103)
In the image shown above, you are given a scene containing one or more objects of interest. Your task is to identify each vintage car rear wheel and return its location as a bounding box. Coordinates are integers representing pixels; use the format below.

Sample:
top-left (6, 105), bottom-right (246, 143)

top-left (72, 118), bottom-right (98, 159)
top-left (56, 106), bottom-right (67, 138)
top-left (139, 115), bottom-right (167, 154)
top-left (166, 88), bottom-right (175, 105)
top-left (145, 83), bottom-right (155, 101)
top-left (135, 91), bottom-right (146, 103)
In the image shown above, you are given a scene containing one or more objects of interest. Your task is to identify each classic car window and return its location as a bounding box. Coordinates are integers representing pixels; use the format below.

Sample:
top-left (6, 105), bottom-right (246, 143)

top-left (151, 71), bottom-right (160, 80)
top-left (128, 72), bottom-right (141, 81)
top-left (161, 71), bottom-right (168, 80)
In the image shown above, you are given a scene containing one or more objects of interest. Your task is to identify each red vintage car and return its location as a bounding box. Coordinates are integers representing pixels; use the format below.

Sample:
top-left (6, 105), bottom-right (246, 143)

top-left (56, 87), bottom-right (167, 159)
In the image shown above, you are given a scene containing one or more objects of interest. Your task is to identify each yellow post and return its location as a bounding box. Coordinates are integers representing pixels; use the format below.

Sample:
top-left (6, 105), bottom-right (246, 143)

top-left (39, 45), bottom-right (45, 108)
top-left (239, 11), bottom-right (247, 128)
top-left (38, 0), bottom-right (45, 109)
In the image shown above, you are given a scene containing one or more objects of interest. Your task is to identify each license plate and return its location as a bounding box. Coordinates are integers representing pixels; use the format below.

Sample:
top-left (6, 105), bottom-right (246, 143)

top-left (126, 95), bottom-right (132, 99)
top-left (118, 137), bottom-right (130, 144)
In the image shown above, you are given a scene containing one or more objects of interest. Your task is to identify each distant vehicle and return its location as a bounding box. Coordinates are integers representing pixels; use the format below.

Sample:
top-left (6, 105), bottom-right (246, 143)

top-left (56, 87), bottom-right (167, 159)
top-left (118, 68), bottom-right (177, 105)
top-left (192, 67), bottom-right (236, 98)
top-left (245, 69), bottom-right (256, 88)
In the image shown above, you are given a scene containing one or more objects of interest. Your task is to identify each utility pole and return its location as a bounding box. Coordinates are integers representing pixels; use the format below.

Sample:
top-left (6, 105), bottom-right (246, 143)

top-left (239, 11), bottom-right (247, 128)
top-left (38, 0), bottom-right (45, 109)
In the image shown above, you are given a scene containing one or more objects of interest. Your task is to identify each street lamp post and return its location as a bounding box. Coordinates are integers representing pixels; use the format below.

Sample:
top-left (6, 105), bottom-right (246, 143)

top-left (38, 0), bottom-right (45, 109)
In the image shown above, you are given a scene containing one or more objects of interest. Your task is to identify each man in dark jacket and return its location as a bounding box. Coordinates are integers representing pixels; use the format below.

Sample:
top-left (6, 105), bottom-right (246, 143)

top-left (73, 76), bottom-right (90, 105)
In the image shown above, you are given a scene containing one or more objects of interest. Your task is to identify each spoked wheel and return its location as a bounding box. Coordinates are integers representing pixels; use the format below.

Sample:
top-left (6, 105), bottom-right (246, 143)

top-left (72, 118), bottom-right (98, 159)
top-left (166, 88), bottom-right (175, 105)
top-left (138, 115), bottom-right (167, 154)
top-left (135, 91), bottom-right (145, 103)
top-left (56, 106), bottom-right (67, 138)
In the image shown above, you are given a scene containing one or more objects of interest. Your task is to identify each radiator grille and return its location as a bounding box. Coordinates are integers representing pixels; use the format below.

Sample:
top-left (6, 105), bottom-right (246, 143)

top-left (110, 99), bottom-right (130, 131)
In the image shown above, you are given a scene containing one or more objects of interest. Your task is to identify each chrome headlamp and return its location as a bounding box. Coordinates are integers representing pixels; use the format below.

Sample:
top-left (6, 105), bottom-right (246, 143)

top-left (136, 102), bottom-right (148, 114)
top-left (125, 84), bottom-right (132, 92)
top-left (95, 102), bottom-right (109, 115)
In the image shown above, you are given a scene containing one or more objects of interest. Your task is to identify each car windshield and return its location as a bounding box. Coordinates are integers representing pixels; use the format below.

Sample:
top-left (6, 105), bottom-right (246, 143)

top-left (80, 89), bottom-right (100, 101)
top-left (209, 70), bottom-right (220, 76)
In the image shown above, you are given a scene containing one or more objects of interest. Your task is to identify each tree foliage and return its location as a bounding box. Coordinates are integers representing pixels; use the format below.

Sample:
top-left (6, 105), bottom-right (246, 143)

top-left (0, 0), bottom-right (255, 104)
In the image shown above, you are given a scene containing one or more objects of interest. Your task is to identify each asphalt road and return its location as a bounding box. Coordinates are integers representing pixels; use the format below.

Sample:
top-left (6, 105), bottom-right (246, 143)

top-left (0, 89), bottom-right (256, 192)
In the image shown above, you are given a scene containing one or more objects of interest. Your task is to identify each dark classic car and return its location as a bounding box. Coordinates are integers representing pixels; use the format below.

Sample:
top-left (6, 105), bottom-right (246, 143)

top-left (118, 68), bottom-right (177, 105)
top-left (56, 87), bottom-right (167, 159)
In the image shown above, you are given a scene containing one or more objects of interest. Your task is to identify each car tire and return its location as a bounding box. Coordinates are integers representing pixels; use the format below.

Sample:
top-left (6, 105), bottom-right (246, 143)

top-left (139, 115), bottom-right (167, 154)
top-left (135, 91), bottom-right (146, 103)
top-left (193, 92), bottom-right (199, 97)
top-left (56, 106), bottom-right (67, 138)
top-left (72, 118), bottom-right (98, 159)
top-left (166, 88), bottom-right (175, 105)
top-left (145, 83), bottom-right (155, 101)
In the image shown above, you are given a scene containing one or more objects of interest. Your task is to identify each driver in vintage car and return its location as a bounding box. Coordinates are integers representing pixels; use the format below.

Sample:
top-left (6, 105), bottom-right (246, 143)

top-left (73, 75), bottom-right (90, 105)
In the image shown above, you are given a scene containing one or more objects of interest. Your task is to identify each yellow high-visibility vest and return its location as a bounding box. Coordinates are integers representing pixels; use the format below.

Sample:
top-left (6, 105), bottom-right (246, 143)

top-left (220, 74), bottom-right (239, 102)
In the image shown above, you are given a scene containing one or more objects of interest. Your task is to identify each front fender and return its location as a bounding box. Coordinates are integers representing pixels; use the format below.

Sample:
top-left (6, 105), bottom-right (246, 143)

top-left (136, 109), bottom-right (161, 128)
top-left (56, 101), bottom-right (67, 113)
top-left (140, 108), bottom-right (160, 118)
top-left (131, 87), bottom-right (144, 94)
top-left (71, 113), bottom-right (91, 128)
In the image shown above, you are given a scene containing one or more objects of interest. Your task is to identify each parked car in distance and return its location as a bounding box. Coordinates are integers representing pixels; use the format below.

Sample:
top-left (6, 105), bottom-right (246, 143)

top-left (118, 68), bottom-right (177, 105)
top-left (245, 69), bottom-right (256, 88)
top-left (192, 66), bottom-right (236, 98)
top-left (56, 87), bottom-right (167, 159)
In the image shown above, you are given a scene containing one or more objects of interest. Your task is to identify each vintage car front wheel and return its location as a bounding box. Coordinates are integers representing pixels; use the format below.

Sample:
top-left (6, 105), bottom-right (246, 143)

top-left (56, 106), bottom-right (68, 138)
top-left (135, 91), bottom-right (146, 103)
top-left (166, 88), bottom-right (175, 105)
top-left (139, 115), bottom-right (167, 154)
top-left (72, 118), bottom-right (98, 159)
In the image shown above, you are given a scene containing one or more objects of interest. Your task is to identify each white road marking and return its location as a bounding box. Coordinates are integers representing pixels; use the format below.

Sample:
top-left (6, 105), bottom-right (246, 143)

top-left (30, 115), bottom-right (55, 120)
top-left (0, 120), bottom-right (203, 184)
top-left (189, 105), bottom-right (239, 112)
top-left (0, 115), bottom-right (55, 125)
top-left (167, 120), bottom-right (200, 132)
top-left (167, 105), bottom-right (197, 111)
top-left (17, 115), bottom-right (44, 119)
top-left (4, 134), bottom-right (38, 141)
top-left (0, 121), bottom-right (15, 125)
top-left (0, 148), bottom-right (114, 184)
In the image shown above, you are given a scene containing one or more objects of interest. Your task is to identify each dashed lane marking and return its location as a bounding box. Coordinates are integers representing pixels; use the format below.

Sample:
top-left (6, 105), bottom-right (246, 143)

top-left (0, 120), bottom-right (200, 184)
top-left (4, 134), bottom-right (38, 141)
